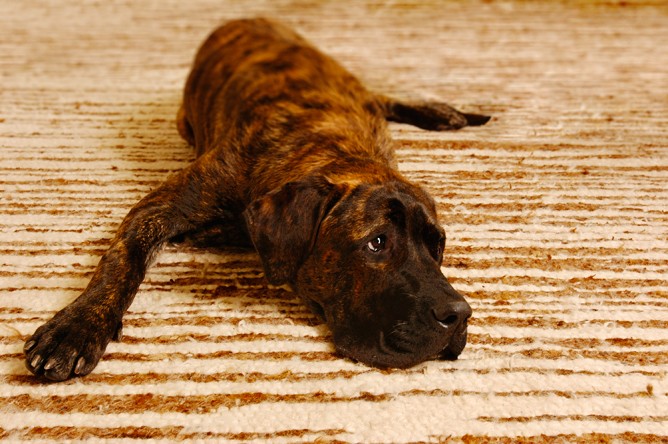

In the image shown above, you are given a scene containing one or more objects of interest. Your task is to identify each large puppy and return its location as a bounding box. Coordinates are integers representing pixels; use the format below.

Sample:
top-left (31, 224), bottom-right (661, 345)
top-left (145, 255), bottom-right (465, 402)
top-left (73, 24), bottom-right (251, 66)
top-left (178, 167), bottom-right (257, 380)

top-left (24, 18), bottom-right (489, 381)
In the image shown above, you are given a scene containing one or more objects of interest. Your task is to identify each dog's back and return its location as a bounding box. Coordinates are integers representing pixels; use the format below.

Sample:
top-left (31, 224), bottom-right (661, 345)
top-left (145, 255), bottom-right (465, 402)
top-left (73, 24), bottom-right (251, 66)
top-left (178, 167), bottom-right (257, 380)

top-left (178, 18), bottom-right (396, 199)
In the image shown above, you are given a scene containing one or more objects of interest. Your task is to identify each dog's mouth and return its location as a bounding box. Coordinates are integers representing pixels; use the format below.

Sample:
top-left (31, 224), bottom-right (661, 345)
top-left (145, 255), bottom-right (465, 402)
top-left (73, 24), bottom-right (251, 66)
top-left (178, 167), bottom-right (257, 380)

top-left (331, 317), bottom-right (470, 369)
top-left (380, 320), bottom-right (469, 364)
top-left (303, 296), bottom-right (470, 368)
top-left (437, 317), bottom-right (469, 361)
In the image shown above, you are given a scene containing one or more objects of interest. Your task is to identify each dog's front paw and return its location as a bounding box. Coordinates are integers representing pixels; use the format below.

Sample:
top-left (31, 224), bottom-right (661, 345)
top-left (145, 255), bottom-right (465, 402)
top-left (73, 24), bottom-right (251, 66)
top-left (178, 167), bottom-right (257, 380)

top-left (24, 307), bottom-right (117, 381)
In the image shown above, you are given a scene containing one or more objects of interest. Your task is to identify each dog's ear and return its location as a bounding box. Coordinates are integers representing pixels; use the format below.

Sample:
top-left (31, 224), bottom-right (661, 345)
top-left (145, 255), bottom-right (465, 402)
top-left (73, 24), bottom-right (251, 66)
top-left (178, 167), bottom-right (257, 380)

top-left (243, 177), bottom-right (342, 286)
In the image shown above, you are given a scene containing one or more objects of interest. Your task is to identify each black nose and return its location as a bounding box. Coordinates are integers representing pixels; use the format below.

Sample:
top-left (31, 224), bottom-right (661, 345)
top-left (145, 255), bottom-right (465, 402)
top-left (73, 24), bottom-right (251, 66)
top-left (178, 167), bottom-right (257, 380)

top-left (433, 299), bottom-right (472, 328)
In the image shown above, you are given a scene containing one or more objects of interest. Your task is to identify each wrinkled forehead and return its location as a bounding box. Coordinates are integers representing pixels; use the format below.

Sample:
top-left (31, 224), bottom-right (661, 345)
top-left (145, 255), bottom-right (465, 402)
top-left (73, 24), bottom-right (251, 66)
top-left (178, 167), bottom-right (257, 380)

top-left (324, 182), bottom-right (440, 240)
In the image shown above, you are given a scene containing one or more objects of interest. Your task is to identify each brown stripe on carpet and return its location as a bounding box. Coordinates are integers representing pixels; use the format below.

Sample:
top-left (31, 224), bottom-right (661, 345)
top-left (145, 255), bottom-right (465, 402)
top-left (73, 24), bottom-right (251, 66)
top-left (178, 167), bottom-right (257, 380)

top-left (1, 0), bottom-right (667, 442)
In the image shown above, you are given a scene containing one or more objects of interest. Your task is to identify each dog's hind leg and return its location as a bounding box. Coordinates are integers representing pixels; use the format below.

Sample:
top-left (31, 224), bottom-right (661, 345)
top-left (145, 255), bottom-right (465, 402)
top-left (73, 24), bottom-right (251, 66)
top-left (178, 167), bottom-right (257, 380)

top-left (24, 154), bottom-right (235, 381)
top-left (378, 95), bottom-right (490, 131)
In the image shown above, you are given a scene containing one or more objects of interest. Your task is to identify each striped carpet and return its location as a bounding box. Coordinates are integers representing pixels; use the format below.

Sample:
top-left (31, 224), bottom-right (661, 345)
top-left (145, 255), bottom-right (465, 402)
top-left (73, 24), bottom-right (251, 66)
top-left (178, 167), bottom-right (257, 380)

top-left (1, 0), bottom-right (667, 442)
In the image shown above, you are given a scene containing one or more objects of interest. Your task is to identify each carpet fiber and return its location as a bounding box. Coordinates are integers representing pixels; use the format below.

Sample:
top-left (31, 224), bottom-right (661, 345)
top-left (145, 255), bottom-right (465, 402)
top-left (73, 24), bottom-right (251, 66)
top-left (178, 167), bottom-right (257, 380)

top-left (1, 0), bottom-right (667, 442)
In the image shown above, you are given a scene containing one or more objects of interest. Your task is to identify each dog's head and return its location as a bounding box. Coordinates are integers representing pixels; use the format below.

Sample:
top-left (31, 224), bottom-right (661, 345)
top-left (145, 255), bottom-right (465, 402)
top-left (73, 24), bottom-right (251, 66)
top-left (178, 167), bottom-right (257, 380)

top-left (243, 172), bottom-right (471, 368)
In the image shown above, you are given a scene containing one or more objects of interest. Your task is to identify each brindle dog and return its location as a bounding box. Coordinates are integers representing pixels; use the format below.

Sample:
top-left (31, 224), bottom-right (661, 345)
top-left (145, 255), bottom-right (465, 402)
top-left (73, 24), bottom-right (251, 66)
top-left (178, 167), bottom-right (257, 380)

top-left (24, 18), bottom-right (490, 381)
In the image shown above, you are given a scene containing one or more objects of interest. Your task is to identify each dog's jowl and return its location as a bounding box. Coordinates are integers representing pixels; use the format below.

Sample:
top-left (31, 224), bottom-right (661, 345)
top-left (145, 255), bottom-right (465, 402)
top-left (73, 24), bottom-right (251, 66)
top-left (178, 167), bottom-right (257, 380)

top-left (24, 18), bottom-right (489, 381)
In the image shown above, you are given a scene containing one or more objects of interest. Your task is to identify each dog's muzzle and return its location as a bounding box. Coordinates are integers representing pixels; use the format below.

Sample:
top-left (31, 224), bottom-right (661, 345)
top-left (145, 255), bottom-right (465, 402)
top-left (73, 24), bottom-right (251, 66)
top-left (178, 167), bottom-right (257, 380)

top-left (434, 299), bottom-right (472, 360)
top-left (360, 289), bottom-right (473, 368)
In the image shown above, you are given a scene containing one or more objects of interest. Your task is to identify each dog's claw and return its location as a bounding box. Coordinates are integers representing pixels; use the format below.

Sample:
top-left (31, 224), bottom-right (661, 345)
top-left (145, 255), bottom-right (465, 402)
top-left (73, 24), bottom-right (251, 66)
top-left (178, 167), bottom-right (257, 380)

top-left (74, 357), bottom-right (87, 375)
top-left (113, 323), bottom-right (123, 342)
top-left (24, 306), bottom-right (116, 380)
top-left (30, 354), bottom-right (43, 371)
top-left (43, 358), bottom-right (55, 371)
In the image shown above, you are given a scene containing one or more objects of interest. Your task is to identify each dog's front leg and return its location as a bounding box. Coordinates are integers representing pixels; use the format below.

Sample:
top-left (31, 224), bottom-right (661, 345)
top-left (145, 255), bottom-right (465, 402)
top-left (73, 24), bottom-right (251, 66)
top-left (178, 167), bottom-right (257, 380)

top-left (24, 157), bottom-right (230, 381)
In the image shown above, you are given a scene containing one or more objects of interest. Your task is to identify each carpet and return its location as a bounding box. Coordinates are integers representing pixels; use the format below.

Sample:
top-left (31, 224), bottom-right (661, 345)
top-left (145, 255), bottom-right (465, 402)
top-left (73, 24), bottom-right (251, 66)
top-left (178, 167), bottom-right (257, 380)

top-left (1, 0), bottom-right (666, 442)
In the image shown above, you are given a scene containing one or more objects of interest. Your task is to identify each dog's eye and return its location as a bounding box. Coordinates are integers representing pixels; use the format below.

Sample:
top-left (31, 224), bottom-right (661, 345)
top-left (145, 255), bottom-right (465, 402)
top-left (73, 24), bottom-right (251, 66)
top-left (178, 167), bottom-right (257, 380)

top-left (366, 235), bottom-right (386, 253)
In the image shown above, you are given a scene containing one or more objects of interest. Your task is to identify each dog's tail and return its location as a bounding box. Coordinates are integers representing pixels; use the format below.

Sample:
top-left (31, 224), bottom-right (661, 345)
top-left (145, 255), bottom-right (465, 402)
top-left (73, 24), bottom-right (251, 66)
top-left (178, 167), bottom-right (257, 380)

top-left (378, 96), bottom-right (491, 131)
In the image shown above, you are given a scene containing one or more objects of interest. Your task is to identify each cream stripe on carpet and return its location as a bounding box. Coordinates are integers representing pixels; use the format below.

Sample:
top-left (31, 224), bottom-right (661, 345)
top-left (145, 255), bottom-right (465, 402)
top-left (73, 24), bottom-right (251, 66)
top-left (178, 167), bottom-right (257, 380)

top-left (1, 1), bottom-right (667, 442)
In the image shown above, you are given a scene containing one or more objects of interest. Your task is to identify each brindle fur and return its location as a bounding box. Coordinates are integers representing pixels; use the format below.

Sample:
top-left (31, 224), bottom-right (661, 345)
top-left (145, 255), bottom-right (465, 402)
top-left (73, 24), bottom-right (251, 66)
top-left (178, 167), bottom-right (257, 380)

top-left (25, 18), bottom-right (489, 381)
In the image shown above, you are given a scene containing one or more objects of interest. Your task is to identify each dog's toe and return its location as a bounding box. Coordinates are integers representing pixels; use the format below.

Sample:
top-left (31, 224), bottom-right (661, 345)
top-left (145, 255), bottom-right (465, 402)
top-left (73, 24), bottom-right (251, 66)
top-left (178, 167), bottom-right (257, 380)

top-left (24, 311), bottom-right (112, 381)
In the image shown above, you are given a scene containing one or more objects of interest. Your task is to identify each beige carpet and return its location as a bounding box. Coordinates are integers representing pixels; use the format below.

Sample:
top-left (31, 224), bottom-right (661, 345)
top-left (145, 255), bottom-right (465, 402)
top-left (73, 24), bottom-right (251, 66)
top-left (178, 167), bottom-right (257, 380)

top-left (1, 0), bottom-right (667, 442)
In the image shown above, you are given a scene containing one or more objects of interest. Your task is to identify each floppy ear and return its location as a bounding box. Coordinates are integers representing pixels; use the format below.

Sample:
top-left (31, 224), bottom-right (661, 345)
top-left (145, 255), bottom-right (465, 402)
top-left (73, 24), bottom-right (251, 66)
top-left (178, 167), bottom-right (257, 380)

top-left (243, 177), bottom-right (342, 286)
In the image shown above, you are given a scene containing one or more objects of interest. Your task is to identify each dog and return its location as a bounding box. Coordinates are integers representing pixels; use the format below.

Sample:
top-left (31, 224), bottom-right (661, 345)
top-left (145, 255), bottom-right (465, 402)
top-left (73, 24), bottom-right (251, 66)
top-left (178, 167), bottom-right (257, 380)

top-left (24, 18), bottom-right (489, 381)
